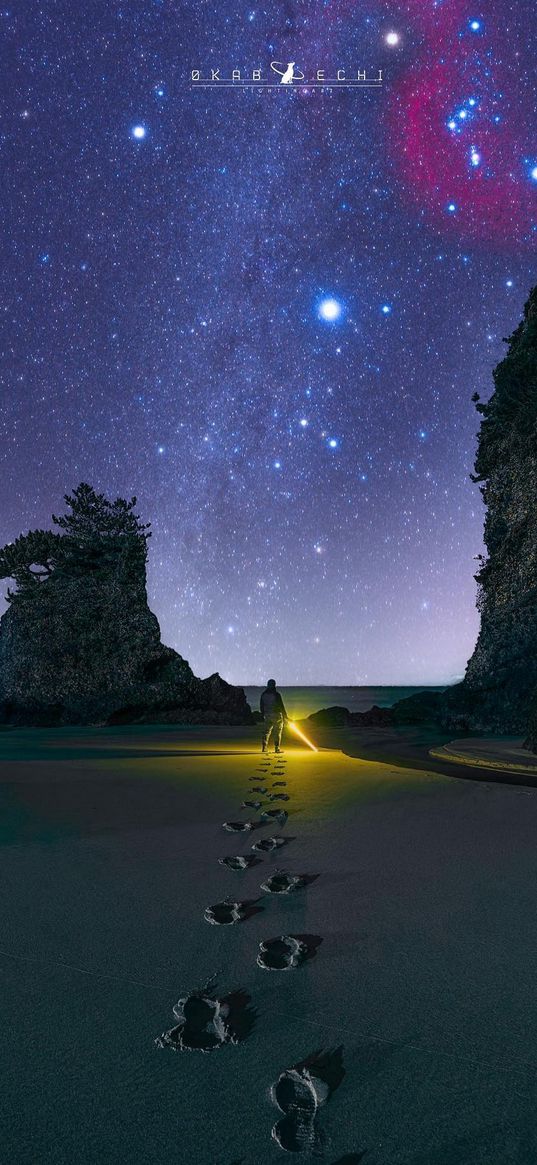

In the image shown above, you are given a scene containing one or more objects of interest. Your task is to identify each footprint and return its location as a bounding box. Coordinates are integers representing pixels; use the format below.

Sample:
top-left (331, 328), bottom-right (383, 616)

top-left (272, 781), bottom-right (287, 787)
top-left (257, 934), bottom-right (318, 971)
top-left (271, 1066), bottom-right (320, 1151)
top-left (267, 792), bottom-right (290, 802)
top-left (223, 821), bottom-right (256, 833)
top-left (252, 836), bottom-right (288, 853)
top-left (241, 799), bottom-right (263, 810)
top-left (260, 870), bottom-right (308, 894)
top-left (271, 1048), bottom-right (345, 1152)
top-left (155, 981), bottom-right (255, 1053)
top-left (219, 855), bottom-right (261, 870)
top-left (204, 898), bottom-right (263, 925)
top-left (251, 786), bottom-right (268, 794)
top-left (261, 808), bottom-right (288, 827)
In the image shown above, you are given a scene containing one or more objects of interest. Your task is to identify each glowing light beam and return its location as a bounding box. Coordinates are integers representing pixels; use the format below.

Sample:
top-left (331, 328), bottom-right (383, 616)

top-left (288, 721), bottom-right (318, 751)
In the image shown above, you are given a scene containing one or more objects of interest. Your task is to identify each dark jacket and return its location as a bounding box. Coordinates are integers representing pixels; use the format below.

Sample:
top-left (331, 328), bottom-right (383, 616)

top-left (260, 688), bottom-right (287, 720)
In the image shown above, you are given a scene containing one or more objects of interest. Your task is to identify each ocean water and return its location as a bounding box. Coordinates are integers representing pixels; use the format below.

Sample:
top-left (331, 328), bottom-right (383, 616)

top-left (243, 684), bottom-right (448, 720)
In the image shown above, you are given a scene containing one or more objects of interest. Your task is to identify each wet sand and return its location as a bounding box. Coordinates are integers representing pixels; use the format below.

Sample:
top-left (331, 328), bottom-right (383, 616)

top-left (2, 723), bottom-right (537, 1163)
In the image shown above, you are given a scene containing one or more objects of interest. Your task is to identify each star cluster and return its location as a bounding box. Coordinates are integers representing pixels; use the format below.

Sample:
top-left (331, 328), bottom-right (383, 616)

top-left (1, 1), bottom-right (536, 684)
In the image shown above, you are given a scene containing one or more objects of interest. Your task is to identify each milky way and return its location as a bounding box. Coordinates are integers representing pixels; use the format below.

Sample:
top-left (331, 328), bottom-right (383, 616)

top-left (2, 1), bottom-right (536, 684)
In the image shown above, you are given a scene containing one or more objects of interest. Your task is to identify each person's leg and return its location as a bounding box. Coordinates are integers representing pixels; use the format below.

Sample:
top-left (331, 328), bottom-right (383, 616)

top-left (274, 718), bottom-right (283, 751)
top-left (262, 721), bottom-right (273, 752)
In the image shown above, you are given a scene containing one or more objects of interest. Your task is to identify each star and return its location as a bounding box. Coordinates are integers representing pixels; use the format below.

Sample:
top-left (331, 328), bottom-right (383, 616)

top-left (131, 125), bottom-right (146, 139)
top-left (318, 297), bottom-right (342, 322)
top-left (385, 32), bottom-right (400, 47)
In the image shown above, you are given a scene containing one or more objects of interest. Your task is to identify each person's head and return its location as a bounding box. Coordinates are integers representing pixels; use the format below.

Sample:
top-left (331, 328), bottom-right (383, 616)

top-left (267, 678), bottom-right (276, 690)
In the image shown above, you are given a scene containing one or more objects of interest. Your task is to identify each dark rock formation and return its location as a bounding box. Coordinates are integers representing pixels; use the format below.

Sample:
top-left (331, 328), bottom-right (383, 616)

top-left (306, 690), bottom-right (447, 730)
top-left (0, 484), bottom-right (252, 727)
top-left (458, 288), bottom-right (537, 738)
top-left (306, 705), bottom-right (352, 727)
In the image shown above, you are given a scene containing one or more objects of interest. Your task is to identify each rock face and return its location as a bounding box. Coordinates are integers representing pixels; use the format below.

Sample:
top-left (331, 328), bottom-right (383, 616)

top-left (0, 484), bottom-right (252, 727)
top-left (306, 691), bottom-right (447, 730)
top-left (457, 288), bottom-right (537, 737)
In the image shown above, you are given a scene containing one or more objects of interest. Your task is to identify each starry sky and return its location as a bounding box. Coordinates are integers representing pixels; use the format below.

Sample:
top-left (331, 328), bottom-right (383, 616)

top-left (2, 0), bottom-right (537, 685)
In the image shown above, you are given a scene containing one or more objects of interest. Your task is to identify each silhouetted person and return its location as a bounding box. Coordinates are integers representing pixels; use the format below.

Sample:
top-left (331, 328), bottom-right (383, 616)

top-left (260, 679), bottom-right (287, 753)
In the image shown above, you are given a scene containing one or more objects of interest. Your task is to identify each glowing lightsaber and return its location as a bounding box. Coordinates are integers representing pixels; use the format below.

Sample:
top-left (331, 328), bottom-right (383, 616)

top-left (288, 721), bottom-right (318, 752)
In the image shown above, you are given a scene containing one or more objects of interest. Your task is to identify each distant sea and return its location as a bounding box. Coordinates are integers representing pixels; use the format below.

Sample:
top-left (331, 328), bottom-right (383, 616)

top-left (243, 685), bottom-right (448, 721)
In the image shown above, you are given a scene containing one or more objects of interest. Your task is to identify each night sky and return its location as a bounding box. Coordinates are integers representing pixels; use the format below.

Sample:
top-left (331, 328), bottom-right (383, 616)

top-left (3, 1), bottom-right (536, 685)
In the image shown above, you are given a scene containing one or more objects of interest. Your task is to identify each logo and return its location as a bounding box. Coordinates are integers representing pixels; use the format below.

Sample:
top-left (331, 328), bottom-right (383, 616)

top-left (271, 62), bottom-right (304, 84)
top-left (190, 62), bottom-right (383, 89)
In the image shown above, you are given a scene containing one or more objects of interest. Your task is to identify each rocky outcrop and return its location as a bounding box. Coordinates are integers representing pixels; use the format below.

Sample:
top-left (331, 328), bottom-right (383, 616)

top-left (306, 690), bottom-right (447, 730)
top-left (305, 705), bottom-right (354, 728)
top-left (457, 288), bottom-right (537, 738)
top-left (0, 484), bottom-right (252, 727)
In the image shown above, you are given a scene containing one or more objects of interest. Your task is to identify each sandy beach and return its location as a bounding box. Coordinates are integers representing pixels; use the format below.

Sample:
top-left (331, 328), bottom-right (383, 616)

top-left (2, 722), bottom-right (537, 1163)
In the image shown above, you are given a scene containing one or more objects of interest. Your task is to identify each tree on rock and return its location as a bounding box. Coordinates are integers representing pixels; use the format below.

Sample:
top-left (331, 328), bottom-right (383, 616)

top-left (0, 484), bottom-right (251, 726)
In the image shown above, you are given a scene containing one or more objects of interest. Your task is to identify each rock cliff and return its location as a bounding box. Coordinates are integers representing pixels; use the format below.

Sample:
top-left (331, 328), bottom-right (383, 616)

top-left (458, 287), bottom-right (537, 735)
top-left (0, 484), bottom-right (252, 727)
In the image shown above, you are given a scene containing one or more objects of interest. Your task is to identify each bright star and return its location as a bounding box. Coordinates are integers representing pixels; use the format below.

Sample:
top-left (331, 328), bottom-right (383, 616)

top-left (447, 203), bottom-right (457, 213)
top-left (506, 279), bottom-right (513, 287)
top-left (448, 120), bottom-right (457, 130)
top-left (381, 304), bottom-right (391, 314)
top-left (385, 31), bottom-right (400, 46)
top-left (299, 418), bottom-right (308, 427)
top-left (328, 438), bottom-right (339, 449)
top-left (531, 166), bottom-right (537, 181)
top-left (318, 297), bottom-right (342, 322)
top-left (469, 19), bottom-right (481, 31)
top-left (470, 149), bottom-right (481, 166)
top-left (274, 460), bottom-right (281, 469)
top-left (132, 125), bottom-right (146, 139)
